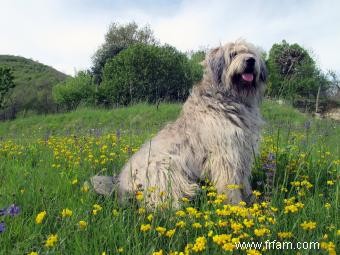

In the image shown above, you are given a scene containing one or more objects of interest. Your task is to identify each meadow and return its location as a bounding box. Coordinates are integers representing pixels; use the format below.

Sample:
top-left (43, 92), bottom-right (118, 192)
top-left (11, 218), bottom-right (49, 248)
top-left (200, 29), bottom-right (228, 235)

top-left (0, 100), bottom-right (339, 255)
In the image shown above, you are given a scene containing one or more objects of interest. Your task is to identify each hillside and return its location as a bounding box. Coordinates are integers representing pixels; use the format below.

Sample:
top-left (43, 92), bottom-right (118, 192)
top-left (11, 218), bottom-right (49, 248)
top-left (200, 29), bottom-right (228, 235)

top-left (0, 55), bottom-right (69, 119)
top-left (0, 100), bottom-right (339, 151)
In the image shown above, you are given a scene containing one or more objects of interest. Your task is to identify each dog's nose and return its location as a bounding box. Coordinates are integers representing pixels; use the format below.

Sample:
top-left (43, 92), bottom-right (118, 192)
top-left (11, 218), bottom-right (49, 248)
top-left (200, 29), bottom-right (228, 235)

top-left (246, 57), bottom-right (255, 66)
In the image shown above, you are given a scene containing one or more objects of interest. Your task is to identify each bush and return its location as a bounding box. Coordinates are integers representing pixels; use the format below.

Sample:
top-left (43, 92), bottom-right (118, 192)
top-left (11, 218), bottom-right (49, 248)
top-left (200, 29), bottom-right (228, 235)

top-left (91, 22), bottom-right (158, 84)
top-left (99, 44), bottom-right (198, 106)
top-left (0, 67), bottom-right (15, 108)
top-left (266, 40), bottom-right (329, 100)
top-left (53, 71), bottom-right (95, 110)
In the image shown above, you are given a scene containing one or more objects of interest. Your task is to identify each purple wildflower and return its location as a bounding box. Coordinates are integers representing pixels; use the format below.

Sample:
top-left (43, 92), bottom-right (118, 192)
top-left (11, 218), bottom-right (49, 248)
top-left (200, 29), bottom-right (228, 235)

top-left (0, 208), bottom-right (6, 216)
top-left (0, 222), bottom-right (5, 233)
top-left (267, 152), bottom-right (276, 161)
top-left (7, 204), bottom-right (20, 216)
top-left (263, 163), bottom-right (276, 171)
top-left (0, 204), bottom-right (20, 217)
top-left (304, 120), bottom-right (311, 129)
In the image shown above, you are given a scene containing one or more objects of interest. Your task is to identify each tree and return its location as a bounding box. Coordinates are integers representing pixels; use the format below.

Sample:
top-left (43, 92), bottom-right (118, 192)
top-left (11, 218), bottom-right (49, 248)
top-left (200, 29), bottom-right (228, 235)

top-left (327, 70), bottom-right (340, 97)
top-left (99, 44), bottom-right (195, 106)
top-left (187, 50), bottom-right (205, 84)
top-left (91, 22), bottom-right (158, 84)
top-left (266, 40), bottom-right (327, 100)
top-left (53, 71), bottom-right (95, 110)
top-left (0, 67), bottom-right (15, 108)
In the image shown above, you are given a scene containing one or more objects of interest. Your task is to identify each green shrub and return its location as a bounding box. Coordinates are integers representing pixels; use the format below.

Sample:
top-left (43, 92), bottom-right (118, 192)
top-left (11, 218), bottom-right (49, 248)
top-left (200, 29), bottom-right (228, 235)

top-left (53, 71), bottom-right (95, 110)
top-left (0, 67), bottom-right (15, 108)
top-left (99, 44), bottom-right (198, 106)
top-left (266, 40), bottom-right (329, 100)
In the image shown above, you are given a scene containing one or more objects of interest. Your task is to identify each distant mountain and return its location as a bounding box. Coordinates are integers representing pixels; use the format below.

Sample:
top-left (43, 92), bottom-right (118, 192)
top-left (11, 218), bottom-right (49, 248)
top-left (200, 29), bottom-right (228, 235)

top-left (0, 55), bottom-right (69, 120)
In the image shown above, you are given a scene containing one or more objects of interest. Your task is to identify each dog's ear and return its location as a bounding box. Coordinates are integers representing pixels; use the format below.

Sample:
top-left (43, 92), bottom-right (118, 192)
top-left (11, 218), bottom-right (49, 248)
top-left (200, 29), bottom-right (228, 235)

top-left (260, 58), bottom-right (267, 82)
top-left (208, 47), bottom-right (225, 85)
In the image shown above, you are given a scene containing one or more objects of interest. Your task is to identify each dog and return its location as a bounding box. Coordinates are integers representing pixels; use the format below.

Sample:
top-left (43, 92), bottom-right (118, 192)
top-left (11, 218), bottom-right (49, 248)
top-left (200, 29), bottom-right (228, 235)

top-left (91, 39), bottom-right (267, 209)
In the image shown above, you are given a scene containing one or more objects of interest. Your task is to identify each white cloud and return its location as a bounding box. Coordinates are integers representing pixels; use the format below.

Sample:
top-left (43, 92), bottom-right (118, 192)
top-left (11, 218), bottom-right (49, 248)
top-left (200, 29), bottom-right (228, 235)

top-left (0, 0), bottom-right (339, 75)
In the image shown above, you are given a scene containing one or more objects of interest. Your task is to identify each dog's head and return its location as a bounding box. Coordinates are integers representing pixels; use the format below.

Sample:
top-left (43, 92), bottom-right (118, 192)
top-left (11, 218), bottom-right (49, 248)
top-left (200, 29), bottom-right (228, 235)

top-left (205, 40), bottom-right (267, 104)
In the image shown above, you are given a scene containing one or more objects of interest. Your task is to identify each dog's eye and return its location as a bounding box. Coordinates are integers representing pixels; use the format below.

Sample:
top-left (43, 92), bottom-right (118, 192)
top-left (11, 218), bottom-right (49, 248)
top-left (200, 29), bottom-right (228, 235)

top-left (230, 52), bottom-right (237, 59)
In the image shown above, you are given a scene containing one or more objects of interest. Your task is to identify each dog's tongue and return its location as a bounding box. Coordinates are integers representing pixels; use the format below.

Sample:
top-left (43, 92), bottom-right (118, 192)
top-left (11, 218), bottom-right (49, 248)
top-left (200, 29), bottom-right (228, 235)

top-left (242, 73), bottom-right (254, 82)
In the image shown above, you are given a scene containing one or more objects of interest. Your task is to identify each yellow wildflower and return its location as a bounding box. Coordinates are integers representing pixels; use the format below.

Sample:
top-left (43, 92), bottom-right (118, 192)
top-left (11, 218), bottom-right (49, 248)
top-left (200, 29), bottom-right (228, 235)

top-left (152, 250), bottom-right (163, 255)
top-left (92, 204), bottom-right (102, 215)
top-left (222, 242), bottom-right (234, 251)
top-left (258, 216), bottom-right (266, 223)
top-left (321, 241), bottom-right (336, 255)
top-left (284, 204), bottom-right (299, 213)
top-left (156, 226), bottom-right (167, 235)
top-left (326, 180), bottom-right (334, 185)
top-left (300, 221), bottom-right (317, 231)
top-left (71, 178), bottom-right (78, 185)
top-left (176, 221), bottom-right (186, 228)
top-left (278, 231), bottom-right (293, 239)
top-left (267, 217), bottom-right (276, 224)
top-left (28, 252), bottom-right (38, 255)
top-left (147, 214), bottom-right (153, 222)
top-left (186, 207), bottom-right (198, 216)
top-left (165, 229), bottom-right (176, 238)
top-left (112, 209), bottom-right (119, 217)
top-left (78, 220), bottom-right (87, 229)
top-left (213, 234), bottom-right (232, 245)
top-left (247, 249), bottom-right (262, 255)
top-left (45, 234), bottom-right (58, 248)
top-left (35, 211), bottom-right (47, 224)
top-left (182, 197), bottom-right (189, 203)
top-left (290, 181), bottom-right (301, 187)
top-left (175, 210), bottom-right (186, 217)
top-left (192, 236), bottom-right (206, 252)
top-left (253, 190), bottom-right (261, 197)
top-left (136, 191), bottom-right (144, 201)
top-left (231, 222), bottom-right (243, 233)
top-left (207, 192), bottom-right (217, 197)
top-left (243, 219), bottom-right (254, 228)
top-left (192, 222), bottom-right (202, 229)
top-left (81, 183), bottom-right (89, 193)
top-left (205, 220), bottom-right (214, 227)
top-left (254, 228), bottom-right (270, 237)
top-left (300, 180), bottom-right (313, 189)
top-left (138, 208), bottom-right (146, 214)
top-left (61, 208), bottom-right (73, 218)
top-left (217, 220), bottom-right (228, 227)
top-left (140, 224), bottom-right (151, 232)
top-left (270, 206), bottom-right (278, 212)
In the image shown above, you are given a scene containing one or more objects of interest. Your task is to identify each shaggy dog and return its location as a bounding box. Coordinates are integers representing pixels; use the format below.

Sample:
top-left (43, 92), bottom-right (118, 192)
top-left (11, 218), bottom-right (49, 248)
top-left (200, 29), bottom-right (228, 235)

top-left (91, 40), bottom-right (267, 208)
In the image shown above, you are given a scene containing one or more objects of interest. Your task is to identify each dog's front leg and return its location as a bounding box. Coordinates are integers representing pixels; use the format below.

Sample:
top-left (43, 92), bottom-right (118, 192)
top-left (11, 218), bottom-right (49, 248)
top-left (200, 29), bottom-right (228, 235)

top-left (207, 155), bottom-right (246, 204)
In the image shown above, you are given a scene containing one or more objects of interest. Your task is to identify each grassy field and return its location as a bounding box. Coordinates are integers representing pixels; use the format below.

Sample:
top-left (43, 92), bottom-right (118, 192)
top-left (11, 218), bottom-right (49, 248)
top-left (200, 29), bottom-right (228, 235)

top-left (0, 100), bottom-right (339, 255)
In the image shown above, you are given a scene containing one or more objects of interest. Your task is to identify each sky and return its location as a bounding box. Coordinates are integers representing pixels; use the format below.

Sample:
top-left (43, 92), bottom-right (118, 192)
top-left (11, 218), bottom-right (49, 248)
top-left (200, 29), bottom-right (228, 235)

top-left (1, 0), bottom-right (339, 76)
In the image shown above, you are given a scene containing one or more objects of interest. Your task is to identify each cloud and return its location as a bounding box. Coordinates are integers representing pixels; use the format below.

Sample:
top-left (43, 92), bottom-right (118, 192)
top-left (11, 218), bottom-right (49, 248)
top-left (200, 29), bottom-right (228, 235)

top-left (0, 0), bottom-right (339, 75)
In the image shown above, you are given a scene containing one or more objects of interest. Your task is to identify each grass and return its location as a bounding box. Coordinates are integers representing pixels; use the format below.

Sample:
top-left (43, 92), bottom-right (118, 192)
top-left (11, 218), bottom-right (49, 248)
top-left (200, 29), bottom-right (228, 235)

top-left (0, 100), bottom-right (339, 255)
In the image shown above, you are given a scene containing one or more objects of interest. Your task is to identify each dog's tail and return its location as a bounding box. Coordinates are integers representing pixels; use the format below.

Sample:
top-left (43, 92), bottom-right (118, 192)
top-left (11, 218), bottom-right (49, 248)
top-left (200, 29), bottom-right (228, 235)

top-left (90, 175), bottom-right (119, 196)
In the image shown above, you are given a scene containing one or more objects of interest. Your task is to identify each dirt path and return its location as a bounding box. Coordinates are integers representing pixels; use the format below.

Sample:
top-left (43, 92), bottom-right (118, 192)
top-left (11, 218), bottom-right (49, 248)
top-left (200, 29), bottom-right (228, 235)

top-left (324, 107), bottom-right (340, 121)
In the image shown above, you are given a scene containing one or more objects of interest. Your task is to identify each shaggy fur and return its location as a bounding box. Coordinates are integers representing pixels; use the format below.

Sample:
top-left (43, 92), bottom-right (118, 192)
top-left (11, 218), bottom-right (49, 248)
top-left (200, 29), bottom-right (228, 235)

top-left (92, 40), bottom-right (267, 208)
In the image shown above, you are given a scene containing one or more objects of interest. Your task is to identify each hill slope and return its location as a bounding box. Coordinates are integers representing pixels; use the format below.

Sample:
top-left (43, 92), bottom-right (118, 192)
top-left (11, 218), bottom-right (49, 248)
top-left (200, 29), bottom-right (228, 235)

top-left (0, 55), bottom-right (69, 119)
top-left (0, 100), bottom-right (338, 151)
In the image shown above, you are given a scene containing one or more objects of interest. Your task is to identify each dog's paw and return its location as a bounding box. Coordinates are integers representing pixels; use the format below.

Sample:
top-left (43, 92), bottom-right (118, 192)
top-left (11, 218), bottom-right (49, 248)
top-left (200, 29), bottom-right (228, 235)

top-left (90, 175), bottom-right (117, 195)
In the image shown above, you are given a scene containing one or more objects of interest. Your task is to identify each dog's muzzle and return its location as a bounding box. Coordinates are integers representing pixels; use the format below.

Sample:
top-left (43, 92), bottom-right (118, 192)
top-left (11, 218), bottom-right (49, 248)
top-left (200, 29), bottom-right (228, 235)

top-left (241, 57), bottom-right (256, 84)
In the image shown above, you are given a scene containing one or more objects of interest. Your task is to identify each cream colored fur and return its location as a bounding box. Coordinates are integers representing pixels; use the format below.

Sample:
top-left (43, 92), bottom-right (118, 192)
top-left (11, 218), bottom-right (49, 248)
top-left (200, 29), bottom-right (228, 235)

top-left (115, 40), bottom-right (267, 208)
